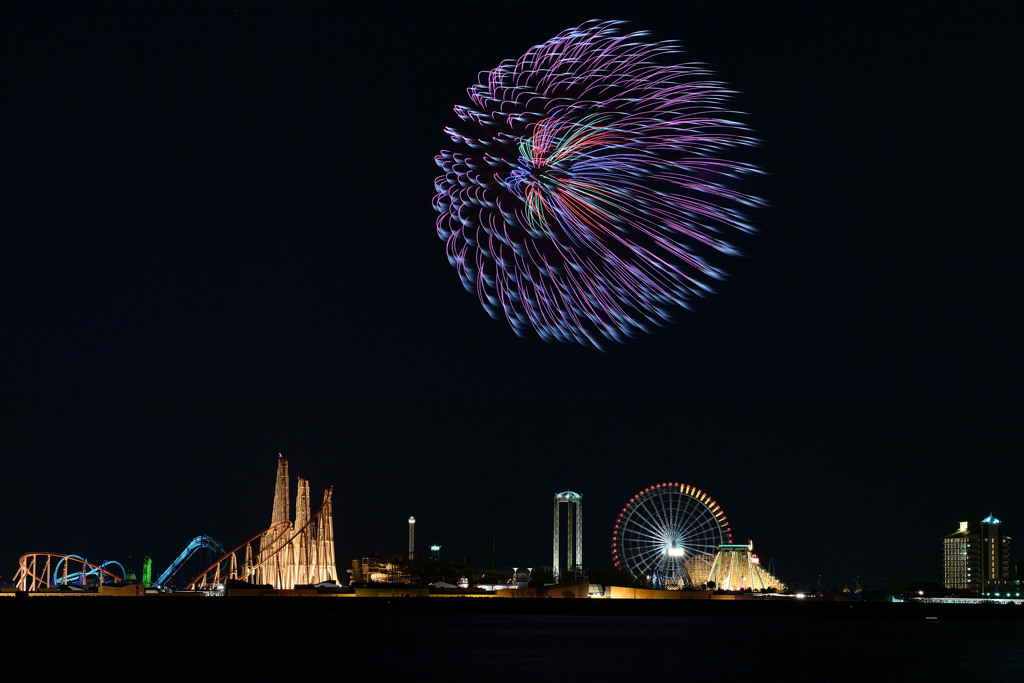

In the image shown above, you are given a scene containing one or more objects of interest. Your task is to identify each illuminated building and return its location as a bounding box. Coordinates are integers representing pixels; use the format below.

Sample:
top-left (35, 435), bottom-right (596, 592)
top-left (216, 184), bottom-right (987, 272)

top-left (350, 557), bottom-right (414, 584)
top-left (944, 515), bottom-right (1010, 594)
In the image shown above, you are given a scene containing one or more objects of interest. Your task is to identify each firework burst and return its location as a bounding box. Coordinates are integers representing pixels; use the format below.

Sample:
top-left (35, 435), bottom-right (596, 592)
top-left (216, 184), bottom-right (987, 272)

top-left (433, 20), bottom-right (762, 348)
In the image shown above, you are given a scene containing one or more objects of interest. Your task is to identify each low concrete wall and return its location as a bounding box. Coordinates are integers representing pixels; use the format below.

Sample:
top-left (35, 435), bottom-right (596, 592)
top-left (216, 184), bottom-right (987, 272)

top-left (608, 586), bottom-right (713, 599)
top-left (496, 581), bottom-right (589, 598)
top-left (352, 586), bottom-right (430, 598)
top-left (99, 584), bottom-right (145, 596)
top-left (226, 587), bottom-right (319, 597)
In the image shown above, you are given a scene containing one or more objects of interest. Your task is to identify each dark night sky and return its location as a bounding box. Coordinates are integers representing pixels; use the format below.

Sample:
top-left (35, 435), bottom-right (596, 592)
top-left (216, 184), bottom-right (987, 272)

top-left (3, 3), bottom-right (1021, 590)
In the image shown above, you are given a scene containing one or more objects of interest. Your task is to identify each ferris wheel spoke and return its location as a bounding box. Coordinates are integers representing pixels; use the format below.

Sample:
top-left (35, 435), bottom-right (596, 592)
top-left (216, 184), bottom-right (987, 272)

top-left (678, 503), bottom-right (720, 544)
top-left (631, 542), bottom-right (663, 564)
top-left (651, 494), bottom-right (685, 541)
top-left (640, 500), bottom-right (671, 531)
top-left (675, 500), bottom-right (706, 535)
top-left (627, 538), bottom-right (664, 561)
top-left (625, 514), bottom-right (674, 544)
top-left (678, 516), bottom-right (717, 548)
top-left (660, 491), bottom-right (687, 527)
top-left (659, 508), bottom-right (686, 544)
top-left (628, 544), bottom-right (664, 573)
top-left (663, 497), bottom-right (706, 543)
top-left (673, 503), bottom-right (703, 540)
top-left (649, 517), bottom-right (675, 543)
top-left (622, 517), bottom-right (667, 543)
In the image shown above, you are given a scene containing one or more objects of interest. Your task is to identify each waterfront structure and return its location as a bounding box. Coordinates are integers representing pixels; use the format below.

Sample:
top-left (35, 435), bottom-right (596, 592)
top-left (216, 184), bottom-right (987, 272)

top-left (553, 491), bottom-right (583, 583)
top-left (944, 515), bottom-right (1011, 593)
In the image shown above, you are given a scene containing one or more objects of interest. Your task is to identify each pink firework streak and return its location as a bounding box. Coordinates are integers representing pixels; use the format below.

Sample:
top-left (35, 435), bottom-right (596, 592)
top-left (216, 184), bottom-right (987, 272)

top-left (433, 20), bottom-right (763, 349)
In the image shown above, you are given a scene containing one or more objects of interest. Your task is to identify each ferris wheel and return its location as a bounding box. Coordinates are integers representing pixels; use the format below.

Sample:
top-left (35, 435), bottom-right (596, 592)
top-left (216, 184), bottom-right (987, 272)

top-left (612, 483), bottom-right (731, 589)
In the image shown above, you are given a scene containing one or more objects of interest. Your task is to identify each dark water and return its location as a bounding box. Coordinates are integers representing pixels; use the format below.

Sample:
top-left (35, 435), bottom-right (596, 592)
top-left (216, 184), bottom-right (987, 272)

top-left (345, 614), bottom-right (1024, 678)
top-left (8, 602), bottom-right (1024, 678)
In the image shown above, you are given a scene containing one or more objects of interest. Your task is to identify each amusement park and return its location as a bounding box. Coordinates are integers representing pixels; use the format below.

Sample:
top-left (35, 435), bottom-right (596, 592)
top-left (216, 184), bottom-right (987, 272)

top-left (8, 458), bottom-right (787, 599)
top-left (610, 483), bottom-right (784, 593)
top-left (11, 456), bottom-right (337, 595)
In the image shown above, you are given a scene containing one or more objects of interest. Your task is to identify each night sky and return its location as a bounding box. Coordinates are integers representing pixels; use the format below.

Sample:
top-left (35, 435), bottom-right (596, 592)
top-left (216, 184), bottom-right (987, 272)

top-left (3, 3), bottom-right (1020, 591)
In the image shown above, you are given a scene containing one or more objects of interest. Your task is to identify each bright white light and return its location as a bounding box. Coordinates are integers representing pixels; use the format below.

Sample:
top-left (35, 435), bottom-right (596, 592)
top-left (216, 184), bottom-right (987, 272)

top-left (667, 548), bottom-right (685, 557)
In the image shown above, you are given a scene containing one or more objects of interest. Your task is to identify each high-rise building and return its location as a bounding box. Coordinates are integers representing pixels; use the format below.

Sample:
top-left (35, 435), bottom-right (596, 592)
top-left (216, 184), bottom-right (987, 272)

top-left (943, 515), bottom-right (1010, 593)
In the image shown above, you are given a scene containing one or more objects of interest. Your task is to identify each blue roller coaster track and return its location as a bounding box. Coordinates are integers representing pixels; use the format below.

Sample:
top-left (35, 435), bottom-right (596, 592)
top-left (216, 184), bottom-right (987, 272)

top-left (154, 535), bottom-right (226, 588)
top-left (51, 555), bottom-right (127, 586)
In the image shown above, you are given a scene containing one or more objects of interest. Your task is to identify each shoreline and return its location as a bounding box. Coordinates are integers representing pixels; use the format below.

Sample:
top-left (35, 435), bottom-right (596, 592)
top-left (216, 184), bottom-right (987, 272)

top-left (3, 596), bottom-right (1023, 620)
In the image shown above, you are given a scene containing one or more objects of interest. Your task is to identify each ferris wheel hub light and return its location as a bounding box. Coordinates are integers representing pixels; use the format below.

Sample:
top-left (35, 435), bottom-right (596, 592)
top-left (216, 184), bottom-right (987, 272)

top-left (667, 548), bottom-right (686, 557)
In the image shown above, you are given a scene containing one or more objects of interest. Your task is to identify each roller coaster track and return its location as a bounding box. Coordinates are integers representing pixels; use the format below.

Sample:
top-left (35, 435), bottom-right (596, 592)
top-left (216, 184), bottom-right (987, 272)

top-left (13, 466), bottom-right (335, 593)
top-left (14, 553), bottom-right (125, 591)
top-left (152, 535), bottom-right (227, 588)
top-left (185, 487), bottom-right (335, 590)
top-left (182, 521), bottom-right (290, 589)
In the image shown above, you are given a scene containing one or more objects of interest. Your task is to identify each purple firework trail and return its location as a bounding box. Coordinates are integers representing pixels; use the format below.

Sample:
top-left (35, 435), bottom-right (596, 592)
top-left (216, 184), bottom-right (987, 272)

top-left (433, 20), bottom-right (763, 349)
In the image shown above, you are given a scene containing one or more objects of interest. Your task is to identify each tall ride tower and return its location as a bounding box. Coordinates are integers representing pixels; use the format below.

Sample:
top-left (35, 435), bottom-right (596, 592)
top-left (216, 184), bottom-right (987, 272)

top-left (253, 455), bottom-right (338, 588)
top-left (271, 454), bottom-right (290, 525)
top-left (258, 455), bottom-right (293, 587)
top-left (408, 516), bottom-right (416, 560)
top-left (553, 491), bottom-right (582, 583)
